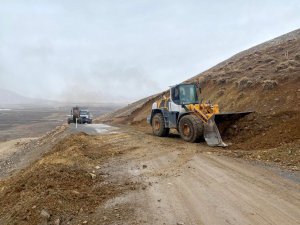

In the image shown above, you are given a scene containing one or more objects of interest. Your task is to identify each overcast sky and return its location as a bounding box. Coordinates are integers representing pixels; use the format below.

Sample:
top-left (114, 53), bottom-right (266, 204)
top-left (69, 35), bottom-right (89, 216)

top-left (0, 0), bottom-right (299, 103)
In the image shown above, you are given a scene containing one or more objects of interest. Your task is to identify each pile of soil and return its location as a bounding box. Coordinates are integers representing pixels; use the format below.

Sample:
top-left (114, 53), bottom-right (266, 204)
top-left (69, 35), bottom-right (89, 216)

top-left (99, 29), bottom-right (300, 152)
top-left (0, 133), bottom-right (136, 225)
top-left (222, 140), bottom-right (300, 170)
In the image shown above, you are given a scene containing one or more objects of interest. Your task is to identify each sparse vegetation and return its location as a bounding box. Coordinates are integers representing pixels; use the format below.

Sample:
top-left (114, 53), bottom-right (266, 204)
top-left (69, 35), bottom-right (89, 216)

top-left (275, 61), bottom-right (289, 71)
top-left (262, 80), bottom-right (278, 90)
top-left (236, 77), bottom-right (254, 90)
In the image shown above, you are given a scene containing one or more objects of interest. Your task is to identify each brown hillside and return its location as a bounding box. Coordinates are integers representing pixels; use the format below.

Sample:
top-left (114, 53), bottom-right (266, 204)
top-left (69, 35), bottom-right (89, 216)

top-left (98, 29), bottom-right (300, 151)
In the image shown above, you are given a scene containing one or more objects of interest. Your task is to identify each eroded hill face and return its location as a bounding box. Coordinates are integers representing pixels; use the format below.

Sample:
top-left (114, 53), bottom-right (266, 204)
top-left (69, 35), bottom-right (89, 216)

top-left (99, 29), bottom-right (300, 150)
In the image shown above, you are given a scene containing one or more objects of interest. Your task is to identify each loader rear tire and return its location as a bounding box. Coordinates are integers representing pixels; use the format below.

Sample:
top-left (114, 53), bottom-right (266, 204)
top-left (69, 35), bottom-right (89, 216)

top-left (178, 114), bottom-right (203, 142)
top-left (152, 113), bottom-right (169, 137)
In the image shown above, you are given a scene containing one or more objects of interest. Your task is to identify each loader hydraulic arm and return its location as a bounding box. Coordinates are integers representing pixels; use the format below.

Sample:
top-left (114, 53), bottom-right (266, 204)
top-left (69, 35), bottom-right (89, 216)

top-left (185, 103), bottom-right (220, 124)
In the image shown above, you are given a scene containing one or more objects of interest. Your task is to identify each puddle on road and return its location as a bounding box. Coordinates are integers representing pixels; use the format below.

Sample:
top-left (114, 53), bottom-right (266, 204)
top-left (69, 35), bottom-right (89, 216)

top-left (69, 123), bottom-right (119, 135)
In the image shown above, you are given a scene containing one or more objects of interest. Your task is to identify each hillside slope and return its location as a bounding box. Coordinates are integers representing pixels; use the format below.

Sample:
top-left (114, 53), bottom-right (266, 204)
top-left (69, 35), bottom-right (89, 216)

top-left (98, 29), bottom-right (300, 151)
top-left (0, 88), bottom-right (58, 108)
top-left (0, 89), bottom-right (33, 106)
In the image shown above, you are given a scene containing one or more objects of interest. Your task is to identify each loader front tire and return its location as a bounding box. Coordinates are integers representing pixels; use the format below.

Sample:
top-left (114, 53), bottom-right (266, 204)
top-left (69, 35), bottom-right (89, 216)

top-left (178, 115), bottom-right (203, 142)
top-left (152, 113), bottom-right (169, 137)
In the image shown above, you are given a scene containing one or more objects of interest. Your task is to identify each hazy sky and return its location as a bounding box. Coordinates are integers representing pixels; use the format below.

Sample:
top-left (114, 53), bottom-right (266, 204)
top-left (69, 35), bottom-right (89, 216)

top-left (0, 0), bottom-right (299, 103)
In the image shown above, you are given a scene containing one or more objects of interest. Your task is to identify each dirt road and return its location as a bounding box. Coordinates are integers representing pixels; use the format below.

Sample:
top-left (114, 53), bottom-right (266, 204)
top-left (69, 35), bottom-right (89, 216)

top-left (73, 128), bottom-right (300, 225)
top-left (0, 126), bottom-right (299, 225)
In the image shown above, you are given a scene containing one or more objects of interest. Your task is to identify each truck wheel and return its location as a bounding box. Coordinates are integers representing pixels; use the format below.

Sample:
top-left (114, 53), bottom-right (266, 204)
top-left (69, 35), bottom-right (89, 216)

top-left (178, 115), bottom-right (203, 142)
top-left (152, 113), bottom-right (169, 137)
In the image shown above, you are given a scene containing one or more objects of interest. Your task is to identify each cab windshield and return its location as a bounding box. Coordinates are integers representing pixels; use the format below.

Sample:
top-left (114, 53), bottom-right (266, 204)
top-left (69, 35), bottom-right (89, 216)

top-left (80, 111), bottom-right (89, 115)
top-left (171, 84), bottom-right (198, 105)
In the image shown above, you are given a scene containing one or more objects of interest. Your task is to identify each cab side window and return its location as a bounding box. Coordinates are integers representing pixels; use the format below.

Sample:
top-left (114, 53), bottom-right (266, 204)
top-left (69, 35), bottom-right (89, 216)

top-left (171, 87), bottom-right (180, 104)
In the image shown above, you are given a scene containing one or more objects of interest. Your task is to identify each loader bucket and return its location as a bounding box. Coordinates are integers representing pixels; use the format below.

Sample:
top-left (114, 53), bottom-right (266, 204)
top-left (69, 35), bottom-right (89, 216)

top-left (203, 111), bottom-right (253, 147)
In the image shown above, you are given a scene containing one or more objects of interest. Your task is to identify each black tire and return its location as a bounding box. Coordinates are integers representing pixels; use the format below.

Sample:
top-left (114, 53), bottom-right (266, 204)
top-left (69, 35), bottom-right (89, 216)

top-left (151, 113), bottom-right (169, 137)
top-left (178, 114), bottom-right (203, 142)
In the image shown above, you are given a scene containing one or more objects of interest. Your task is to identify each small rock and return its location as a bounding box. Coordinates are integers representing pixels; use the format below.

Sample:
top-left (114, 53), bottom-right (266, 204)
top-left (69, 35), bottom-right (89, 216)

top-left (95, 166), bottom-right (100, 169)
top-left (40, 210), bottom-right (51, 220)
top-left (177, 222), bottom-right (184, 225)
top-left (274, 158), bottom-right (281, 162)
top-left (235, 153), bottom-right (243, 158)
top-left (157, 199), bottom-right (161, 202)
top-left (32, 205), bottom-right (37, 209)
top-left (72, 190), bottom-right (80, 195)
top-left (89, 173), bottom-right (96, 179)
top-left (142, 165), bottom-right (147, 169)
top-left (82, 221), bottom-right (88, 224)
top-left (103, 216), bottom-right (107, 221)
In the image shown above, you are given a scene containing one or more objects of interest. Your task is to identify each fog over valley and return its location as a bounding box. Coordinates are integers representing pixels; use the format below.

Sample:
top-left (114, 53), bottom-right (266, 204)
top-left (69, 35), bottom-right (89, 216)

top-left (1, 0), bottom-right (299, 104)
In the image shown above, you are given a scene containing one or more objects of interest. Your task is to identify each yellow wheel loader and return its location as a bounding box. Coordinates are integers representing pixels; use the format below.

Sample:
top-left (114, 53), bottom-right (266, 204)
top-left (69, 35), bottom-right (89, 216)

top-left (147, 83), bottom-right (252, 147)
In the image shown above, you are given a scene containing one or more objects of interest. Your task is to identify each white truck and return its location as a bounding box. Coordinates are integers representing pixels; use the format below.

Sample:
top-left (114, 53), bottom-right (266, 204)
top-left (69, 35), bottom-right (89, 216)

top-left (67, 106), bottom-right (92, 124)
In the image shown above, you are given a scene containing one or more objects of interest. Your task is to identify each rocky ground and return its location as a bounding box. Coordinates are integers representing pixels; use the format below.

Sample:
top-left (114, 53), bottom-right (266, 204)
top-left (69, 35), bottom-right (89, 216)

top-left (0, 125), bottom-right (299, 225)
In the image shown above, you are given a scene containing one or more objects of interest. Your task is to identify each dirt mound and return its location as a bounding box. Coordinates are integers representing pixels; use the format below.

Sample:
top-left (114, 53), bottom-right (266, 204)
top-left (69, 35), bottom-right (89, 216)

top-left (222, 111), bottom-right (300, 150)
top-left (99, 29), bottom-right (300, 151)
top-left (0, 125), bottom-right (68, 179)
top-left (0, 133), bottom-right (137, 225)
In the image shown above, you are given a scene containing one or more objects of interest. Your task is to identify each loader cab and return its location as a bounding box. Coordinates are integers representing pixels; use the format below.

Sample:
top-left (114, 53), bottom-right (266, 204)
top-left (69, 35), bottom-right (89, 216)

top-left (171, 84), bottom-right (199, 105)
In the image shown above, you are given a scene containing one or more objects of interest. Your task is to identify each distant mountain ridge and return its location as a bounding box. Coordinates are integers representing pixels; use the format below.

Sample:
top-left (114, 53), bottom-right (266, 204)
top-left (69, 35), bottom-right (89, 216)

top-left (0, 88), bottom-right (55, 107)
top-left (0, 88), bottom-right (125, 109)
top-left (0, 88), bottom-right (32, 104)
